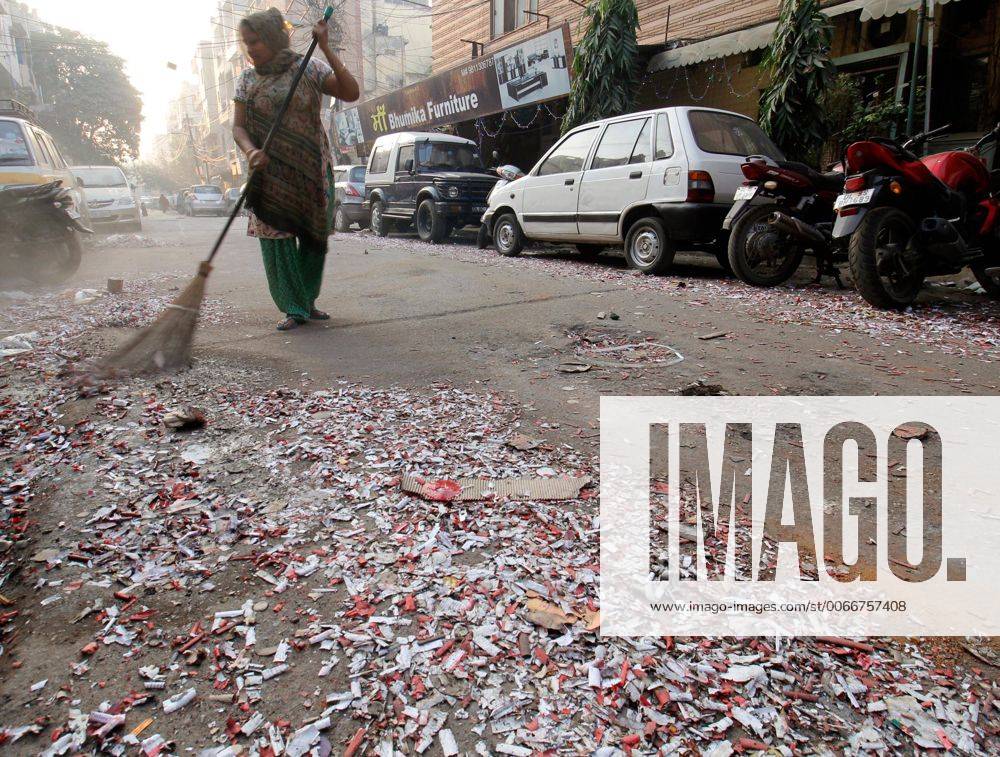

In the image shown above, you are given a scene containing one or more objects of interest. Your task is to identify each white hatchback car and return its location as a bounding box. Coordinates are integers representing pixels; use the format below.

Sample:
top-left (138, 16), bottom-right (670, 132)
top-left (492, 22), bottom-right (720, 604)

top-left (480, 106), bottom-right (784, 272)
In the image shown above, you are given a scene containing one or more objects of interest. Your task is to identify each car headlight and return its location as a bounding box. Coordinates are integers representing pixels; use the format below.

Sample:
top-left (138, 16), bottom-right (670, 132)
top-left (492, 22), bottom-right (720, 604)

top-left (446, 185), bottom-right (460, 199)
top-left (118, 197), bottom-right (136, 207)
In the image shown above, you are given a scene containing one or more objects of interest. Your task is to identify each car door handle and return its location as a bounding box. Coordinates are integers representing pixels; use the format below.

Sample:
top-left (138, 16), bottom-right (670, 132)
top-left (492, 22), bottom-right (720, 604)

top-left (629, 171), bottom-right (643, 179)
top-left (564, 178), bottom-right (575, 186)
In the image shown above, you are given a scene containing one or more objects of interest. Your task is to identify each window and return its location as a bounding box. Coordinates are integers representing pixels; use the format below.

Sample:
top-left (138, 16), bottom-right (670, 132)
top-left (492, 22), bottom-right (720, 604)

top-left (655, 114), bottom-right (674, 160)
top-left (369, 145), bottom-right (390, 174)
top-left (42, 134), bottom-right (67, 168)
top-left (537, 128), bottom-right (599, 176)
top-left (590, 119), bottom-right (647, 170)
top-left (492, 0), bottom-right (538, 39)
top-left (688, 110), bottom-right (784, 160)
top-left (74, 167), bottom-right (128, 188)
top-left (349, 166), bottom-right (366, 182)
top-left (30, 128), bottom-right (53, 166)
top-left (396, 144), bottom-right (414, 172)
top-left (415, 141), bottom-right (483, 171)
top-left (0, 119), bottom-right (33, 166)
top-left (629, 119), bottom-right (652, 164)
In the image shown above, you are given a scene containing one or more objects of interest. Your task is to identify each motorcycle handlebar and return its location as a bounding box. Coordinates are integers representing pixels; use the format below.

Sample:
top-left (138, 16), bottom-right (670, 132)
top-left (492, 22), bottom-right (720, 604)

top-left (902, 123), bottom-right (952, 151)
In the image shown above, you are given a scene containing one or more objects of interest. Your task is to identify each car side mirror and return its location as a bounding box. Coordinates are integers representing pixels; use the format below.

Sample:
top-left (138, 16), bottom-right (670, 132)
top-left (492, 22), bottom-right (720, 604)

top-left (403, 159), bottom-right (414, 173)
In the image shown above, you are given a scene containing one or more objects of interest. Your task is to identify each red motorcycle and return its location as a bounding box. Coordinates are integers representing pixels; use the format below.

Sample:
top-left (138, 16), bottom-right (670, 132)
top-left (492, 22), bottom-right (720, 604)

top-left (832, 123), bottom-right (1000, 309)
top-left (724, 155), bottom-right (845, 287)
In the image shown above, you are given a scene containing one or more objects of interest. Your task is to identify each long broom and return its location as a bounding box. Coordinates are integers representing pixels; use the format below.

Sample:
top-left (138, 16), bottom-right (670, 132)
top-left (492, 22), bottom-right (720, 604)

top-left (98, 6), bottom-right (334, 378)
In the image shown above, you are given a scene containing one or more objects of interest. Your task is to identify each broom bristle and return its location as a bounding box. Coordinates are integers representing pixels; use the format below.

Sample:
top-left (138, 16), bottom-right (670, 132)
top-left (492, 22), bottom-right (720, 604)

top-left (96, 263), bottom-right (211, 378)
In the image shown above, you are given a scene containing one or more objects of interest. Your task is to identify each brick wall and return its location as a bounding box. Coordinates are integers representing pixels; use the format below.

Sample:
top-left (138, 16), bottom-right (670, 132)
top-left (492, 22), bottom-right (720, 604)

top-left (433, 0), bottom-right (783, 73)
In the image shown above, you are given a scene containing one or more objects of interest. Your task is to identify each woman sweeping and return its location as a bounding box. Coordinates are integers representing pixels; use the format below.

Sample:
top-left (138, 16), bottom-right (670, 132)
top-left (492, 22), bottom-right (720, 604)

top-left (233, 8), bottom-right (359, 330)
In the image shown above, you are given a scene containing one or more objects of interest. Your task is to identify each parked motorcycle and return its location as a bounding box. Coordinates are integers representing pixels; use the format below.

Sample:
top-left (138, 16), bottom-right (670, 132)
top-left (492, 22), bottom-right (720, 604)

top-left (477, 162), bottom-right (526, 249)
top-left (723, 155), bottom-right (845, 287)
top-left (0, 180), bottom-right (91, 285)
top-left (832, 123), bottom-right (1000, 309)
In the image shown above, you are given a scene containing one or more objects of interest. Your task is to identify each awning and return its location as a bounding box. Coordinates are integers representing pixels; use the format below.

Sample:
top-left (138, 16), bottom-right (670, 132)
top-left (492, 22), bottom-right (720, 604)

top-left (647, 0), bottom-right (961, 72)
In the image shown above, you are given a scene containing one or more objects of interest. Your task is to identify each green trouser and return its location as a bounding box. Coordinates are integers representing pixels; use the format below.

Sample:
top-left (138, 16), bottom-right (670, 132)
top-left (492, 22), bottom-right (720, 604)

top-left (260, 167), bottom-right (335, 321)
top-left (260, 237), bottom-right (326, 322)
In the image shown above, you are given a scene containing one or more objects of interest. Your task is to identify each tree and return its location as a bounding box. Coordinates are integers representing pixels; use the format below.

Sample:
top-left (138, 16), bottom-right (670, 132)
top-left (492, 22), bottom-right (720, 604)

top-left (758, 0), bottom-right (836, 162)
top-left (27, 29), bottom-right (142, 165)
top-left (134, 161), bottom-right (185, 194)
top-left (561, 0), bottom-right (640, 135)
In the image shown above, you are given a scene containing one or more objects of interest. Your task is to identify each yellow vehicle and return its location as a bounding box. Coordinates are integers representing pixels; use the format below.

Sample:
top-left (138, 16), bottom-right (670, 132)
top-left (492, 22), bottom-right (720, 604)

top-left (0, 99), bottom-right (89, 224)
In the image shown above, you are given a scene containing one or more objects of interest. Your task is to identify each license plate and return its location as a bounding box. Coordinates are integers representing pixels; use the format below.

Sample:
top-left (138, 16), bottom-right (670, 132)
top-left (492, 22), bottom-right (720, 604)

top-left (473, 205), bottom-right (487, 213)
top-left (834, 188), bottom-right (875, 209)
top-left (734, 185), bottom-right (757, 201)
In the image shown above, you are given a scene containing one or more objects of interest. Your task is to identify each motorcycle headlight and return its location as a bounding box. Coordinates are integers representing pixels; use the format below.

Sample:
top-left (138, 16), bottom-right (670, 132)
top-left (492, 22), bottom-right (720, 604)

top-left (446, 185), bottom-right (460, 199)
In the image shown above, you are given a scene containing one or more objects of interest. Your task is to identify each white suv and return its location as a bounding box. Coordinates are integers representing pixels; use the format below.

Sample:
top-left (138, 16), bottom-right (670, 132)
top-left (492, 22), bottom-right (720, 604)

top-left (480, 106), bottom-right (784, 273)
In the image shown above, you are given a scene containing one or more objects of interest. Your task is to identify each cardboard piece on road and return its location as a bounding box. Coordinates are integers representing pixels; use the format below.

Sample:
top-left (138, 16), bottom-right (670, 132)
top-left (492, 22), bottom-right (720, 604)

top-left (402, 473), bottom-right (590, 502)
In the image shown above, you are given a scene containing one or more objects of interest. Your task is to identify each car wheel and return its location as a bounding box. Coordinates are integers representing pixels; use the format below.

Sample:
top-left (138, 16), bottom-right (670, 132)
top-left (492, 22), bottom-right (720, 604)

top-left (334, 205), bottom-right (351, 233)
top-left (493, 213), bottom-right (524, 257)
top-left (416, 198), bottom-right (448, 243)
top-left (625, 217), bottom-right (674, 274)
top-left (371, 200), bottom-right (390, 237)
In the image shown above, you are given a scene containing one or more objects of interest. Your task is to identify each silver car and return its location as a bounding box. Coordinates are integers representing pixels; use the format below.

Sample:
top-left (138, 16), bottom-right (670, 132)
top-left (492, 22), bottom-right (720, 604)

top-left (333, 164), bottom-right (368, 232)
top-left (186, 185), bottom-right (226, 217)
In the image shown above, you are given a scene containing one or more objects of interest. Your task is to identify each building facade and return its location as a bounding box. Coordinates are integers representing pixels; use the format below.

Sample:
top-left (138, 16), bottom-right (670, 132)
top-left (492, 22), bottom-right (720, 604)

top-left (426, 0), bottom-right (1000, 169)
top-left (0, 1), bottom-right (56, 104)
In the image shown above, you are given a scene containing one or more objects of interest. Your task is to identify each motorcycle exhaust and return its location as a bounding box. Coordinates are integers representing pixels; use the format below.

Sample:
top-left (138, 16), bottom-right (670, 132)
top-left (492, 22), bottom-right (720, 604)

top-left (917, 217), bottom-right (967, 267)
top-left (769, 212), bottom-right (827, 246)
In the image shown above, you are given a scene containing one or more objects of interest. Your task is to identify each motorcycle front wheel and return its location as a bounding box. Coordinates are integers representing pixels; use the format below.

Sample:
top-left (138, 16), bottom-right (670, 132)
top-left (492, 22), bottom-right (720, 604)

top-left (848, 206), bottom-right (923, 309)
top-left (727, 204), bottom-right (804, 286)
top-left (25, 231), bottom-right (83, 286)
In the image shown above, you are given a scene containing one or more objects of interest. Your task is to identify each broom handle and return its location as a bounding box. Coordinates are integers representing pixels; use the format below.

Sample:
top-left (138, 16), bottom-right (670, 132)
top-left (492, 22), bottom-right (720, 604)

top-left (206, 5), bottom-right (334, 265)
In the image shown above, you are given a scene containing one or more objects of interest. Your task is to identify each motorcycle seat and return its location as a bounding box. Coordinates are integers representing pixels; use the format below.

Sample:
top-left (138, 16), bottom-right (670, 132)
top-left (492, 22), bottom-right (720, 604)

top-left (779, 160), bottom-right (844, 192)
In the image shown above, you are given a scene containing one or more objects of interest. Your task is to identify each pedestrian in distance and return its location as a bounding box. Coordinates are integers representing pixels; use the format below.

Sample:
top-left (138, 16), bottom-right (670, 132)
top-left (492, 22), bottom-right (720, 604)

top-left (158, 193), bottom-right (170, 213)
top-left (232, 7), bottom-right (359, 331)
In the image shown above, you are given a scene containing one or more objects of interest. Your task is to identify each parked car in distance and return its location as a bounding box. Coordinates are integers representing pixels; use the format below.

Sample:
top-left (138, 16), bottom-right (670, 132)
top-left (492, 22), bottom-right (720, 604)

top-left (364, 132), bottom-right (499, 243)
top-left (71, 164), bottom-right (141, 232)
top-left (480, 106), bottom-right (785, 272)
top-left (0, 99), bottom-right (89, 227)
top-left (333, 164), bottom-right (367, 232)
top-left (185, 184), bottom-right (226, 216)
top-left (224, 186), bottom-right (243, 214)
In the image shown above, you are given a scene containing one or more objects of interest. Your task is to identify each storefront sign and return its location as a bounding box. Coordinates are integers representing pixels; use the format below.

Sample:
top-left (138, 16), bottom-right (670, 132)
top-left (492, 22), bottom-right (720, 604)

top-left (335, 24), bottom-right (572, 148)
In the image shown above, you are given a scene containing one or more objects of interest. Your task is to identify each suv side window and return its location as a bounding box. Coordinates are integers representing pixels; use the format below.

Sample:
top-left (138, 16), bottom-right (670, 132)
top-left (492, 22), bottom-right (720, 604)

top-left (29, 128), bottom-right (52, 166)
top-left (396, 144), bottom-right (414, 173)
top-left (537, 127), bottom-right (599, 176)
top-left (591, 118), bottom-right (647, 170)
top-left (41, 133), bottom-right (66, 168)
top-left (369, 144), bottom-right (390, 174)
top-left (655, 114), bottom-right (674, 160)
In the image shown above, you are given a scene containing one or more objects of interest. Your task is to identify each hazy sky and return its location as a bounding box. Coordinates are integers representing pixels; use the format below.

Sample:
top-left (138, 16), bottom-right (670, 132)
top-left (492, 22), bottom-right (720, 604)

top-left (27, 0), bottom-right (234, 158)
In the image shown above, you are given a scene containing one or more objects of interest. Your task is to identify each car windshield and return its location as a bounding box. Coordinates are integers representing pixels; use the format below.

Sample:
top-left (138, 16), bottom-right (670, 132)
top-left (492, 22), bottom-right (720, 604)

top-left (415, 141), bottom-right (484, 172)
top-left (73, 167), bottom-right (128, 187)
top-left (194, 186), bottom-right (222, 196)
top-left (349, 166), bottom-right (366, 182)
top-left (688, 111), bottom-right (784, 160)
top-left (0, 120), bottom-right (33, 165)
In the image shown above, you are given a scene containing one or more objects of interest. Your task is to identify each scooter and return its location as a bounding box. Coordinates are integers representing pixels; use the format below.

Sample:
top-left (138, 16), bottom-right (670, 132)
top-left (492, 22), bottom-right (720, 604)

top-left (832, 123), bottom-right (1000, 309)
top-left (723, 155), bottom-right (845, 287)
top-left (477, 161), bottom-right (525, 249)
top-left (0, 180), bottom-right (91, 285)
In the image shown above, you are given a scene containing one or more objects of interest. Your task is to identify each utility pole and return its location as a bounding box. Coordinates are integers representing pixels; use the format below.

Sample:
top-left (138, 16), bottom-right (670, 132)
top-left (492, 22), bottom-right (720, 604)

top-left (905, 0), bottom-right (927, 139)
top-left (184, 111), bottom-right (209, 184)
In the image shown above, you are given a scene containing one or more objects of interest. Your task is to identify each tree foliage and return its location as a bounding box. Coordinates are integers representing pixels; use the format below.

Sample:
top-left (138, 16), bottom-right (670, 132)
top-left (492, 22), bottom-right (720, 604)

top-left (822, 74), bottom-right (909, 160)
top-left (28, 29), bottom-right (142, 165)
top-left (561, 0), bottom-right (640, 135)
top-left (758, 0), bottom-right (835, 162)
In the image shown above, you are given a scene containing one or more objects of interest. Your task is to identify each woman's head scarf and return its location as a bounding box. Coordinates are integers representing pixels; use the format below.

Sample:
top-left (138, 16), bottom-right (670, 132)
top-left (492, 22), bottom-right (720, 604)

top-left (240, 8), bottom-right (297, 75)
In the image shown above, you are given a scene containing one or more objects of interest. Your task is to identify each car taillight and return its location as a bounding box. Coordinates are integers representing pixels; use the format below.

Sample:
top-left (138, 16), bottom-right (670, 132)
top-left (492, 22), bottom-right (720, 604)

top-left (687, 171), bottom-right (715, 203)
top-left (844, 176), bottom-right (866, 192)
top-left (740, 161), bottom-right (768, 181)
top-left (345, 184), bottom-right (362, 197)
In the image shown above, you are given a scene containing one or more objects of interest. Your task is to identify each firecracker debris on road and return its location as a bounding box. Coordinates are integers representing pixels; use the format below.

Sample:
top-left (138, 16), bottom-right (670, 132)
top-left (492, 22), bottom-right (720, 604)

top-left (1, 215), bottom-right (999, 754)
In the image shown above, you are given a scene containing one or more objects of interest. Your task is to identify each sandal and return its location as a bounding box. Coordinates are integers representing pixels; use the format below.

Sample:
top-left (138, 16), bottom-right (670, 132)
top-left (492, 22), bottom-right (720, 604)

top-left (276, 317), bottom-right (300, 331)
top-left (309, 309), bottom-right (330, 320)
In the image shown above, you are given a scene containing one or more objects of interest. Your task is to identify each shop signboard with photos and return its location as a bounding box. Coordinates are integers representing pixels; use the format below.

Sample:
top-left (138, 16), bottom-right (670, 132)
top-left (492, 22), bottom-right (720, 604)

top-left (337, 24), bottom-right (572, 147)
